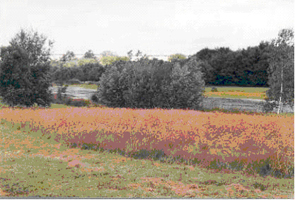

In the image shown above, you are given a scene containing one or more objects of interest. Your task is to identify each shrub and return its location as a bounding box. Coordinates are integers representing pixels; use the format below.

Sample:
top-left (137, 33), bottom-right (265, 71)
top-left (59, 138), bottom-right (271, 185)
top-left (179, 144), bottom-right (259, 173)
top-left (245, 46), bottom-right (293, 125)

top-left (164, 58), bottom-right (205, 109)
top-left (168, 53), bottom-right (187, 62)
top-left (78, 58), bottom-right (98, 66)
top-left (211, 87), bottom-right (218, 92)
top-left (68, 98), bottom-right (91, 107)
top-left (51, 66), bottom-right (72, 86)
top-left (0, 29), bottom-right (53, 107)
top-left (97, 60), bottom-right (127, 107)
top-left (90, 93), bottom-right (99, 103)
top-left (99, 55), bottom-right (129, 66)
top-left (97, 57), bottom-right (205, 110)
top-left (83, 50), bottom-right (96, 59)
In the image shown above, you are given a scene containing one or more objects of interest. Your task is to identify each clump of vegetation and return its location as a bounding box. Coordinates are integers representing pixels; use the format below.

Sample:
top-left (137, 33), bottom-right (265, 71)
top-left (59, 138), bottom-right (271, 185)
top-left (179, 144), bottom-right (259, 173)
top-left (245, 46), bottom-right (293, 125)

top-left (97, 56), bottom-right (205, 110)
top-left (90, 93), bottom-right (99, 103)
top-left (211, 87), bottom-right (218, 92)
top-left (167, 53), bottom-right (187, 62)
top-left (0, 29), bottom-right (53, 108)
top-left (265, 28), bottom-right (294, 114)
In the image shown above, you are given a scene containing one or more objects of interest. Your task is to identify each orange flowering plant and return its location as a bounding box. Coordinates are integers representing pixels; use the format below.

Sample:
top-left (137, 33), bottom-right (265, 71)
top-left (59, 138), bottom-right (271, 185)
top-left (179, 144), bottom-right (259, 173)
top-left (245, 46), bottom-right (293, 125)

top-left (0, 107), bottom-right (293, 176)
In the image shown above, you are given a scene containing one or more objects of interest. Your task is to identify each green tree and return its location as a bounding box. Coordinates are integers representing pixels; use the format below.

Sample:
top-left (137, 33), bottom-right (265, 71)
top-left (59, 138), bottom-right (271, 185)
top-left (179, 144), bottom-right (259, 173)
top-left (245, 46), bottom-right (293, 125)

top-left (266, 29), bottom-right (294, 114)
top-left (0, 29), bottom-right (53, 107)
top-left (168, 53), bottom-right (187, 62)
top-left (100, 55), bottom-right (129, 66)
top-left (126, 50), bottom-right (148, 61)
top-left (97, 57), bottom-right (205, 110)
top-left (60, 50), bottom-right (75, 62)
top-left (77, 58), bottom-right (99, 66)
top-left (83, 50), bottom-right (96, 59)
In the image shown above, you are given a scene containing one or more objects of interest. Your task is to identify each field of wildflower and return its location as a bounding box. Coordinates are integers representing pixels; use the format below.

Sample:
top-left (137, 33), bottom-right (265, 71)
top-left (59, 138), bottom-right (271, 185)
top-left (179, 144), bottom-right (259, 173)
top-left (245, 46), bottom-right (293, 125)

top-left (0, 107), bottom-right (293, 177)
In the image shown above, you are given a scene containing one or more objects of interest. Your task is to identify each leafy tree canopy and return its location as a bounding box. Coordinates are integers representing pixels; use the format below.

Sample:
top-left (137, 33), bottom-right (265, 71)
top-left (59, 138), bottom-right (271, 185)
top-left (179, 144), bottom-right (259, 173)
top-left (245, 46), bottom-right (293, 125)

top-left (83, 50), bottom-right (96, 59)
top-left (60, 51), bottom-right (75, 62)
top-left (168, 53), bottom-right (187, 62)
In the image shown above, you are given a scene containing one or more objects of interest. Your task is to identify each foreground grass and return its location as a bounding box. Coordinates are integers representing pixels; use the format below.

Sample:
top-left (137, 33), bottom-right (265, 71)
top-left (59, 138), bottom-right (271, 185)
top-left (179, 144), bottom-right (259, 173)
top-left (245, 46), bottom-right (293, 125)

top-left (0, 121), bottom-right (293, 198)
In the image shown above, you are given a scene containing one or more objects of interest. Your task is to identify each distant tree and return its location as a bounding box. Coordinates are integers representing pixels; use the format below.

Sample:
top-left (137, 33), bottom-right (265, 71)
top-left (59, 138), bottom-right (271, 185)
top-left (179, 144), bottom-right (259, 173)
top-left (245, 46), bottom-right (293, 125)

top-left (265, 29), bottom-right (294, 114)
top-left (0, 28), bottom-right (53, 107)
top-left (193, 45), bottom-right (270, 87)
top-left (195, 48), bottom-right (217, 61)
top-left (100, 50), bottom-right (117, 57)
top-left (168, 53), bottom-right (187, 62)
top-left (60, 51), bottom-right (75, 62)
top-left (100, 55), bottom-right (129, 66)
top-left (83, 50), bottom-right (96, 59)
top-left (52, 66), bottom-right (72, 86)
top-left (77, 58), bottom-right (98, 66)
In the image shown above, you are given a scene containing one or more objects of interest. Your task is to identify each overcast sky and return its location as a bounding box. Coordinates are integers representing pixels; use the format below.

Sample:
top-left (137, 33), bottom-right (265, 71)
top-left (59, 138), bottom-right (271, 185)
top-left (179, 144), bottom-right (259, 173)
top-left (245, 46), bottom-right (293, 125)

top-left (0, 0), bottom-right (294, 59)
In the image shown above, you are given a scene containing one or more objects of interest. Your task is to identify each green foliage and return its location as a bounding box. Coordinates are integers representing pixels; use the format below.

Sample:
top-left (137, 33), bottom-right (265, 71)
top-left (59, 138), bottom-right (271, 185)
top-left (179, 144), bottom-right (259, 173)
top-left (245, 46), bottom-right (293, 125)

top-left (165, 58), bottom-right (205, 109)
top-left (0, 29), bottom-right (53, 107)
top-left (97, 60), bottom-right (127, 107)
top-left (77, 58), bottom-right (98, 66)
top-left (52, 66), bottom-right (72, 86)
top-left (265, 29), bottom-right (294, 110)
top-left (51, 62), bottom-right (105, 83)
top-left (126, 50), bottom-right (148, 61)
top-left (83, 50), bottom-right (96, 59)
top-left (60, 51), bottom-right (75, 62)
top-left (66, 98), bottom-right (91, 107)
top-left (63, 60), bottom-right (78, 68)
top-left (99, 55), bottom-right (129, 66)
top-left (76, 63), bottom-right (105, 82)
top-left (193, 44), bottom-right (270, 87)
top-left (54, 85), bottom-right (69, 103)
top-left (90, 93), bottom-right (99, 103)
top-left (168, 53), bottom-right (187, 62)
top-left (97, 57), bottom-right (205, 110)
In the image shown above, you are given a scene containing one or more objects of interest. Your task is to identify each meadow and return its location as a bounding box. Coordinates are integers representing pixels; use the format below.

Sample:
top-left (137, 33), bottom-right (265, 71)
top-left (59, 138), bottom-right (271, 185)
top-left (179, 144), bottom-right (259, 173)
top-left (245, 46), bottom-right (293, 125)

top-left (0, 100), bottom-right (294, 198)
top-left (203, 86), bottom-right (268, 99)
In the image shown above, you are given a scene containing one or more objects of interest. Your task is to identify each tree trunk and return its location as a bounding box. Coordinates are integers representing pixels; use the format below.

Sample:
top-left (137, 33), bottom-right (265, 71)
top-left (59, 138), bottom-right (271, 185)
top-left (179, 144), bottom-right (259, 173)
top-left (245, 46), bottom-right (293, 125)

top-left (277, 65), bottom-right (284, 114)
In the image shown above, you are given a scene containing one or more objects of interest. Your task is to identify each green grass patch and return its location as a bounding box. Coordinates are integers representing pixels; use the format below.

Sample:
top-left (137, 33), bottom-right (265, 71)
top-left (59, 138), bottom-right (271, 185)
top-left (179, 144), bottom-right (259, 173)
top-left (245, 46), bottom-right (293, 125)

top-left (54, 83), bottom-right (98, 90)
top-left (204, 86), bottom-right (268, 100)
top-left (204, 86), bottom-right (269, 93)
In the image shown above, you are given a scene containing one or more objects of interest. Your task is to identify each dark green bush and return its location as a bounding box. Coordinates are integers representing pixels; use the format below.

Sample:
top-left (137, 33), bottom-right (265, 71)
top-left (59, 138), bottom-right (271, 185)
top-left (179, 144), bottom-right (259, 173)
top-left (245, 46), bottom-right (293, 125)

top-left (50, 62), bottom-right (105, 83)
top-left (0, 44), bottom-right (52, 107)
top-left (90, 93), bottom-right (99, 103)
top-left (97, 57), bottom-right (205, 110)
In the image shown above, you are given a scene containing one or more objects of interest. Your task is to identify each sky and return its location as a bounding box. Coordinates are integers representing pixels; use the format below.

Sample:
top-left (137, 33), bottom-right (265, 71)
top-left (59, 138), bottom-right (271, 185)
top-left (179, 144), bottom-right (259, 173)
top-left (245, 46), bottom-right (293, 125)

top-left (0, 0), bottom-right (294, 60)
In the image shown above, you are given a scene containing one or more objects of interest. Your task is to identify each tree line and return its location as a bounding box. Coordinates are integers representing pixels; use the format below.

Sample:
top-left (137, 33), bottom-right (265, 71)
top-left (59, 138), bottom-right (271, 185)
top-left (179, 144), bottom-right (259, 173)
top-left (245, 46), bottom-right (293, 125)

top-left (0, 28), bottom-right (293, 112)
